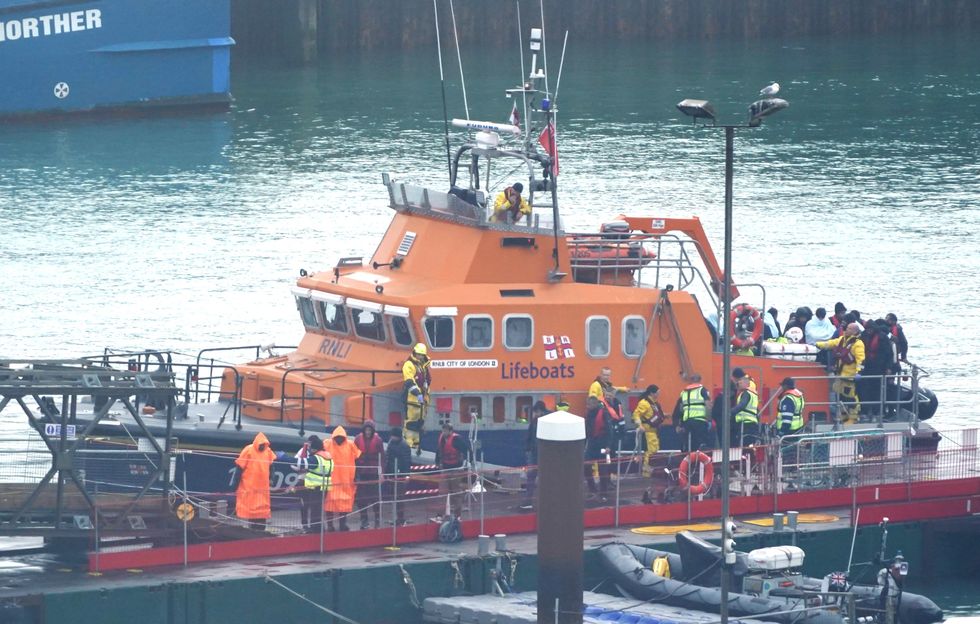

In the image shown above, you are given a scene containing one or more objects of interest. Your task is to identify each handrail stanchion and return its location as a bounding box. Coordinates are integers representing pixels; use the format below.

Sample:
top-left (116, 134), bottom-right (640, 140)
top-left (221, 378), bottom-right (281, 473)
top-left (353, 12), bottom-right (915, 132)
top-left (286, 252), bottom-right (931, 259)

top-left (182, 472), bottom-right (189, 567)
top-left (320, 480), bottom-right (327, 555)
top-left (686, 432), bottom-right (693, 522)
top-left (390, 459), bottom-right (400, 550)
top-left (479, 452), bottom-right (486, 537)
top-left (614, 437), bottom-right (622, 527)
top-left (94, 481), bottom-right (100, 574)
top-left (377, 463), bottom-right (383, 529)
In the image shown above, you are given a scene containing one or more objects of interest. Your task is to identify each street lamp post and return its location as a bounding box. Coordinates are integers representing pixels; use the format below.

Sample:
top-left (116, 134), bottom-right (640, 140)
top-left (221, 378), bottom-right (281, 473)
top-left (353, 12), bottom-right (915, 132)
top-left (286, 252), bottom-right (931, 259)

top-left (676, 93), bottom-right (788, 624)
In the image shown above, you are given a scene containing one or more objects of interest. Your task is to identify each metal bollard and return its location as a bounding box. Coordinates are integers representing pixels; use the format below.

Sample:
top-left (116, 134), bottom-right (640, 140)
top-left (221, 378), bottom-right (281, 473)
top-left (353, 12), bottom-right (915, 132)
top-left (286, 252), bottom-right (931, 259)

top-left (495, 533), bottom-right (507, 552)
top-left (773, 512), bottom-right (784, 532)
top-left (787, 510), bottom-right (799, 531)
top-left (478, 534), bottom-right (491, 556)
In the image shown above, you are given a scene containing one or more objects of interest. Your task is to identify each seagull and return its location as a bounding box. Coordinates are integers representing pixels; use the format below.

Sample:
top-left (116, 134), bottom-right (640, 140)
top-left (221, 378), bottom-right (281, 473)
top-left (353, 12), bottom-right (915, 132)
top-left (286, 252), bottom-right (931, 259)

top-left (760, 82), bottom-right (780, 97)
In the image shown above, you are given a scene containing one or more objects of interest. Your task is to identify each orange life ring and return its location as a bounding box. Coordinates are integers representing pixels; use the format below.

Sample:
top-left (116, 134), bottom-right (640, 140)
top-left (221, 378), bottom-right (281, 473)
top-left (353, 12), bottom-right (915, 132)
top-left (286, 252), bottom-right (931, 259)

top-left (730, 303), bottom-right (762, 349)
top-left (678, 451), bottom-right (714, 495)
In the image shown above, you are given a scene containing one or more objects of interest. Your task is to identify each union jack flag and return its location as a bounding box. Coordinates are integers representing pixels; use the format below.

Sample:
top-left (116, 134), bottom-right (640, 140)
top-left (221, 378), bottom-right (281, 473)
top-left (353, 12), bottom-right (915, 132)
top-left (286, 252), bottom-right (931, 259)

top-left (827, 571), bottom-right (848, 590)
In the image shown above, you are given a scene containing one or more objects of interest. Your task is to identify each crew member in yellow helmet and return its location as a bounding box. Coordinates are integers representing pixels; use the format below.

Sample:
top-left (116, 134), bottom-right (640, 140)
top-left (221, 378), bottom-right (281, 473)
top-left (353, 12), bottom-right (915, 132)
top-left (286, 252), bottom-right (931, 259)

top-left (402, 343), bottom-right (431, 455)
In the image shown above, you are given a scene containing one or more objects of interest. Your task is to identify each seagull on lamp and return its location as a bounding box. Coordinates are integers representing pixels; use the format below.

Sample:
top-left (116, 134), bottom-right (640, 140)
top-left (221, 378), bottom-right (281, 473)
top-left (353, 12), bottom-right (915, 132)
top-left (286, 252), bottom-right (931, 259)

top-left (759, 82), bottom-right (780, 97)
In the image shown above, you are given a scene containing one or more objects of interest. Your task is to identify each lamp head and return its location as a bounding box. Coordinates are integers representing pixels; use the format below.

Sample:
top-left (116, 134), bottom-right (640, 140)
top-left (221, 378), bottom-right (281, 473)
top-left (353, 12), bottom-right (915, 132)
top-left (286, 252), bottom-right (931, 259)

top-left (676, 99), bottom-right (716, 123)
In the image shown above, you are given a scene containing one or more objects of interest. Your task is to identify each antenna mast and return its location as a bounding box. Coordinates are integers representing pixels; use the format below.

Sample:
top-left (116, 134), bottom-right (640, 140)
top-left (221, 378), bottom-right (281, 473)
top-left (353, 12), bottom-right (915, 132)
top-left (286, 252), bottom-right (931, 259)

top-left (432, 0), bottom-right (452, 180)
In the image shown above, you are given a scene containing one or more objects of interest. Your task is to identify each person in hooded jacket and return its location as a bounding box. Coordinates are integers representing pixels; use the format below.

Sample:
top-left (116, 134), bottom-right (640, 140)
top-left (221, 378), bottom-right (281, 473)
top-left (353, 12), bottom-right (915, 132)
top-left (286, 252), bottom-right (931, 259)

top-left (354, 420), bottom-right (385, 529)
top-left (384, 427), bottom-right (412, 526)
top-left (324, 426), bottom-right (361, 531)
top-left (235, 432), bottom-right (277, 531)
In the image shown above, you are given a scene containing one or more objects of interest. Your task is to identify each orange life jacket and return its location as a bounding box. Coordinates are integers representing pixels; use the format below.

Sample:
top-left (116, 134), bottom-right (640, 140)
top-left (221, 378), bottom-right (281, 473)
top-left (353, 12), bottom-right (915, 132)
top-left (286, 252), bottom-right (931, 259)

top-left (439, 432), bottom-right (462, 467)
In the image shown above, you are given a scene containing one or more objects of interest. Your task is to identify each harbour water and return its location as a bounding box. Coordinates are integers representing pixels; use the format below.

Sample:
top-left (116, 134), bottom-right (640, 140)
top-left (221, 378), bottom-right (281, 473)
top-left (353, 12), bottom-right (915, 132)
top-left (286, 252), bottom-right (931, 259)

top-left (2, 30), bottom-right (978, 427)
top-left (0, 27), bottom-right (979, 618)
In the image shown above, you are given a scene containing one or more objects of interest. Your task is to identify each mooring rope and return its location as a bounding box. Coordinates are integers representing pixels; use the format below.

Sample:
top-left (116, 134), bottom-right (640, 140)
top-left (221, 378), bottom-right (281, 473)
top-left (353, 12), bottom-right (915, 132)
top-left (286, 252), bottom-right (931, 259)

top-left (264, 574), bottom-right (362, 624)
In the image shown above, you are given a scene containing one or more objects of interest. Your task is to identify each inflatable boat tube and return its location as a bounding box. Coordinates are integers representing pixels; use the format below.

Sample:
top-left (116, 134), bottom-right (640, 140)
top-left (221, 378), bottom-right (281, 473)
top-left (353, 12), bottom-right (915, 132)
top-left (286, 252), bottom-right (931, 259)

top-left (898, 384), bottom-right (938, 421)
top-left (598, 542), bottom-right (842, 624)
top-left (599, 532), bottom-right (943, 624)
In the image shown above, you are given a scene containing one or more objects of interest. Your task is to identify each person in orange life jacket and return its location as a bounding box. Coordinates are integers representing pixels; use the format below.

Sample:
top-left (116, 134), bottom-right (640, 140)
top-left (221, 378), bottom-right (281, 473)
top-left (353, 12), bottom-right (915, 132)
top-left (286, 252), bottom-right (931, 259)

top-left (861, 319), bottom-right (902, 419)
top-left (354, 420), bottom-right (386, 530)
top-left (885, 313), bottom-right (909, 363)
top-left (521, 400), bottom-right (549, 510)
top-left (816, 322), bottom-right (865, 425)
top-left (384, 427), bottom-right (412, 526)
top-left (436, 422), bottom-right (470, 518)
top-left (324, 426), bottom-right (361, 532)
top-left (673, 373), bottom-right (713, 452)
top-left (585, 392), bottom-right (624, 501)
top-left (234, 432), bottom-right (278, 531)
top-left (491, 182), bottom-right (532, 224)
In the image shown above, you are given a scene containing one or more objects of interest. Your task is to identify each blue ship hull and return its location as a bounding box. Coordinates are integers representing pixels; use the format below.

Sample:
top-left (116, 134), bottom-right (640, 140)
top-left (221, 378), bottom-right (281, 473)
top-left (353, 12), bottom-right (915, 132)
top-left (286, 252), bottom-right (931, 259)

top-left (0, 0), bottom-right (232, 118)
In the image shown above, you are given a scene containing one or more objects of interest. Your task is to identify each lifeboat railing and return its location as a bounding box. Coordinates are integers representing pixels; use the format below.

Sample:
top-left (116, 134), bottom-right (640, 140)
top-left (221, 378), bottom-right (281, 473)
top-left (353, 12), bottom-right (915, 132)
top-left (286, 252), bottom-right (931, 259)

top-left (278, 366), bottom-right (402, 435)
top-left (760, 367), bottom-right (927, 431)
top-left (566, 232), bottom-right (723, 303)
top-left (384, 175), bottom-right (558, 236)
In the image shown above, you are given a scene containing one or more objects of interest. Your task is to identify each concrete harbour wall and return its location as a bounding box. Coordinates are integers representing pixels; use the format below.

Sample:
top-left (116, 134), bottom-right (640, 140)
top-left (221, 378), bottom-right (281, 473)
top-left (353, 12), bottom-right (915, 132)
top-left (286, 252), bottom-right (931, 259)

top-left (231, 0), bottom-right (980, 63)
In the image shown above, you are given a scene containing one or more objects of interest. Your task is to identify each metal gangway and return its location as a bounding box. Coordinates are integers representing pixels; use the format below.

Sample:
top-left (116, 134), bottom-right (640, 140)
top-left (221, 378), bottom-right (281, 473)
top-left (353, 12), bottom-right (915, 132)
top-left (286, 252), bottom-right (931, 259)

top-left (0, 360), bottom-right (180, 539)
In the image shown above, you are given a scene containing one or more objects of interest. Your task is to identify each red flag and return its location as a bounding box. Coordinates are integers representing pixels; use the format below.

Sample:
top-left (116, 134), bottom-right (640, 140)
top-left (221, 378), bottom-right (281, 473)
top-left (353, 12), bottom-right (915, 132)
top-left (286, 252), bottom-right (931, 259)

top-left (509, 102), bottom-right (520, 129)
top-left (537, 122), bottom-right (559, 175)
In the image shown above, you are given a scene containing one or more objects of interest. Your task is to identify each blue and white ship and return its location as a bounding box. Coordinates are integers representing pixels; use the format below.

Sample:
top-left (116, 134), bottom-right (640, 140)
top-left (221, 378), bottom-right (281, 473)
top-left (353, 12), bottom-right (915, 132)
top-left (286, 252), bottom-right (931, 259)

top-left (0, 0), bottom-right (232, 119)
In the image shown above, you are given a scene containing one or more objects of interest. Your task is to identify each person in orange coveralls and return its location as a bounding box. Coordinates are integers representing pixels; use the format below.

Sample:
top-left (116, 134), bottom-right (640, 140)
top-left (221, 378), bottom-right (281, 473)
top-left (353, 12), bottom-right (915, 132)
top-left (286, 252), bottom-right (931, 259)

top-left (324, 425), bottom-right (361, 532)
top-left (235, 432), bottom-right (277, 531)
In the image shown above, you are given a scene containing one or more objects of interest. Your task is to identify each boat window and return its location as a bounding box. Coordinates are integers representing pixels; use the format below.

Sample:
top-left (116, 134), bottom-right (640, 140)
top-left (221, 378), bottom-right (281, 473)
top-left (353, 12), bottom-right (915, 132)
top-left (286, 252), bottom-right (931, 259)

top-left (587, 316), bottom-right (610, 357)
top-left (622, 316), bottom-right (647, 358)
top-left (424, 316), bottom-right (455, 351)
top-left (503, 314), bottom-right (533, 351)
top-left (317, 301), bottom-right (349, 334)
top-left (296, 296), bottom-right (318, 329)
top-left (464, 315), bottom-right (494, 350)
top-left (352, 308), bottom-right (387, 342)
top-left (388, 315), bottom-right (414, 347)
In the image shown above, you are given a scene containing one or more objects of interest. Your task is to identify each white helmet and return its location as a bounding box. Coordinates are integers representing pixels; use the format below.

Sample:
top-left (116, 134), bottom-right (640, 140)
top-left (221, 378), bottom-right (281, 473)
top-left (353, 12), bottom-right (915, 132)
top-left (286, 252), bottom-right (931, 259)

top-left (784, 327), bottom-right (804, 344)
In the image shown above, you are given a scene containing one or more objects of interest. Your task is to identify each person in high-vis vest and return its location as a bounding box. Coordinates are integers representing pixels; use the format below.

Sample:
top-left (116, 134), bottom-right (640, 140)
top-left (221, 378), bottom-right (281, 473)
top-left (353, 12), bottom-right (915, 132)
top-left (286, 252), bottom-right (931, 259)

top-left (402, 343), bottom-right (431, 455)
top-left (673, 373), bottom-right (713, 452)
top-left (777, 377), bottom-right (806, 436)
top-left (632, 385), bottom-right (665, 477)
top-left (294, 434), bottom-right (334, 533)
top-left (733, 375), bottom-right (761, 446)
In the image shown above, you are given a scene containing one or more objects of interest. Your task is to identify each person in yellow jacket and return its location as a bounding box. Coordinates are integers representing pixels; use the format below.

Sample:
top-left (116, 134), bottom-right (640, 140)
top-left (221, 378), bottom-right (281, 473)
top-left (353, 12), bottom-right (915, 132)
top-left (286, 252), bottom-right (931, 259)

top-left (491, 182), bottom-right (532, 224)
top-left (589, 367), bottom-right (628, 401)
top-left (402, 343), bottom-right (431, 454)
top-left (816, 322), bottom-right (866, 424)
top-left (632, 385), bottom-right (665, 477)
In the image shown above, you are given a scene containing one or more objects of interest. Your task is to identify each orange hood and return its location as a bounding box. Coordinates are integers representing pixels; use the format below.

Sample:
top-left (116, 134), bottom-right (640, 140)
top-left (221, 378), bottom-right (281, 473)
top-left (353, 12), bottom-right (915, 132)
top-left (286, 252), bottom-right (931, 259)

top-left (252, 432), bottom-right (271, 451)
top-left (331, 426), bottom-right (348, 442)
